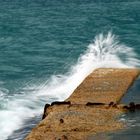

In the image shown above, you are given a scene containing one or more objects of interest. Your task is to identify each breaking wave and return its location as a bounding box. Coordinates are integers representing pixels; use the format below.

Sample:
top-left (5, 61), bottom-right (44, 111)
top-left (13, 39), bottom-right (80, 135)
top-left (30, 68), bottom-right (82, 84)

top-left (0, 32), bottom-right (139, 140)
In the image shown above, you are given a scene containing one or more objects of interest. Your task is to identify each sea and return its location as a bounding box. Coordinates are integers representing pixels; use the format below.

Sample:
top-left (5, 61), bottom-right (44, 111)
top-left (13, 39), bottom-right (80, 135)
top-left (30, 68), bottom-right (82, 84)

top-left (0, 0), bottom-right (140, 140)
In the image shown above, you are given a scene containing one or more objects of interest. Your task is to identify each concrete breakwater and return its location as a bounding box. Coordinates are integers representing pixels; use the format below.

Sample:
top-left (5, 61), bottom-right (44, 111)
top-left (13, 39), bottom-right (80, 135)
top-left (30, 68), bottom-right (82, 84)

top-left (26, 68), bottom-right (139, 140)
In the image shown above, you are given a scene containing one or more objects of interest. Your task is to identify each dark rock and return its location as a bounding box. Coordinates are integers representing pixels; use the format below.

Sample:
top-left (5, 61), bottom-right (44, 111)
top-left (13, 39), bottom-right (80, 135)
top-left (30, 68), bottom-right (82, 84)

top-left (86, 102), bottom-right (105, 106)
top-left (60, 119), bottom-right (64, 124)
top-left (42, 104), bottom-right (50, 120)
top-left (109, 102), bottom-right (114, 107)
top-left (51, 101), bottom-right (71, 106)
top-left (112, 103), bottom-right (117, 108)
top-left (123, 105), bottom-right (129, 110)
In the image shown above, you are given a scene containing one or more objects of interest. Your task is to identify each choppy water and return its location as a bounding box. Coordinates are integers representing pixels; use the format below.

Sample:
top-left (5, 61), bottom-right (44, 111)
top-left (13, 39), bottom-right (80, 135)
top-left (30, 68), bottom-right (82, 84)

top-left (0, 0), bottom-right (140, 139)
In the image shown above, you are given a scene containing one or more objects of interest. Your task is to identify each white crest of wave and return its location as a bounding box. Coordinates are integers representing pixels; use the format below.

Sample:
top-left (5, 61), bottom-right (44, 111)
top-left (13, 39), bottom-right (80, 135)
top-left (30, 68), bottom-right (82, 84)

top-left (0, 32), bottom-right (139, 140)
top-left (38, 32), bottom-right (139, 100)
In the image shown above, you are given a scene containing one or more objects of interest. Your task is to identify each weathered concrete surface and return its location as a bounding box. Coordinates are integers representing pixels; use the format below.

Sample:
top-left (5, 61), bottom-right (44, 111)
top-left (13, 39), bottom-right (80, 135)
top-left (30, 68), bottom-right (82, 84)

top-left (26, 68), bottom-right (139, 140)
top-left (66, 68), bottom-right (139, 104)
top-left (26, 105), bottom-right (124, 140)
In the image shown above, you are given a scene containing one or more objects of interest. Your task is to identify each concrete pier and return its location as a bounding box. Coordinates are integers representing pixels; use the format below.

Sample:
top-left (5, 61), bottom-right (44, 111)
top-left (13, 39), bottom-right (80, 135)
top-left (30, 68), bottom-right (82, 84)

top-left (26, 68), bottom-right (139, 140)
top-left (66, 69), bottom-right (139, 104)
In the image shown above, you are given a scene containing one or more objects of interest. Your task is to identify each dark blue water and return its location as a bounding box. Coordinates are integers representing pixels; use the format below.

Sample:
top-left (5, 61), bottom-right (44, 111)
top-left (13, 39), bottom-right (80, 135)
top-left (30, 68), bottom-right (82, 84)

top-left (0, 0), bottom-right (140, 139)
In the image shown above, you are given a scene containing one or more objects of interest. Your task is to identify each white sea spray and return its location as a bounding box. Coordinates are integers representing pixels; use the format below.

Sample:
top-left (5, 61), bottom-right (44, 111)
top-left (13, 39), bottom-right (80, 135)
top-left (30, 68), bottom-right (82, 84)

top-left (0, 32), bottom-right (139, 140)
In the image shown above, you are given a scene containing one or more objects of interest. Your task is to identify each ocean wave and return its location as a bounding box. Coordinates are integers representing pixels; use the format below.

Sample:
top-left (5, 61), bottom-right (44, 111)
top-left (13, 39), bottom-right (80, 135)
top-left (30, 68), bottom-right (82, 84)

top-left (0, 32), bottom-right (139, 140)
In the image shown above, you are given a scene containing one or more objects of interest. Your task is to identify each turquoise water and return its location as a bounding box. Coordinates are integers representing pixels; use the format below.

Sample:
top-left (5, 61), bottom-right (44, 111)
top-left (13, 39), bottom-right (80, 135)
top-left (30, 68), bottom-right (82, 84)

top-left (0, 0), bottom-right (140, 139)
